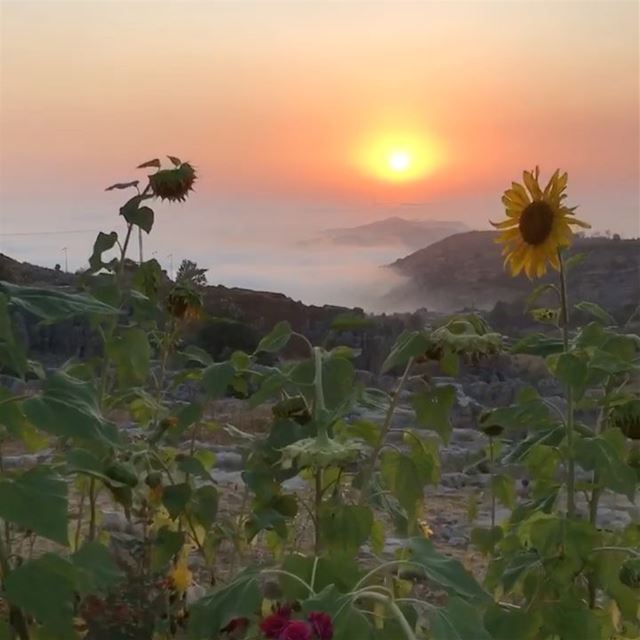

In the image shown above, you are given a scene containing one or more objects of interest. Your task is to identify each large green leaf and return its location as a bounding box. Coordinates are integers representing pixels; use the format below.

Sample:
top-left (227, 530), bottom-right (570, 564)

top-left (549, 352), bottom-right (589, 399)
top-left (202, 361), bottom-right (235, 399)
top-left (89, 231), bottom-right (119, 272)
top-left (302, 585), bottom-right (371, 640)
top-left (187, 569), bottom-right (261, 639)
top-left (280, 553), bottom-right (361, 600)
top-left (412, 385), bottom-right (456, 443)
top-left (381, 330), bottom-right (429, 373)
top-left (5, 554), bottom-right (77, 638)
top-left (575, 429), bottom-right (636, 501)
top-left (23, 371), bottom-right (118, 444)
top-left (255, 321), bottom-right (292, 353)
top-left (430, 597), bottom-right (492, 640)
top-left (71, 541), bottom-right (123, 594)
top-left (319, 504), bottom-right (373, 553)
top-left (162, 482), bottom-right (192, 519)
top-left (574, 301), bottom-right (615, 325)
top-left (484, 603), bottom-right (540, 640)
top-left (120, 195), bottom-right (154, 233)
top-left (405, 538), bottom-right (489, 602)
top-left (0, 293), bottom-right (27, 376)
top-left (0, 280), bottom-right (118, 322)
top-left (380, 451), bottom-right (424, 521)
top-left (0, 467), bottom-right (68, 545)
top-left (106, 327), bottom-right (151, 386)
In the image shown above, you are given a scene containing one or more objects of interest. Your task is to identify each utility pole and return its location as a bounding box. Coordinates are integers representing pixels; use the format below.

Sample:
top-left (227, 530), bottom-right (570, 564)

top-left (62, 247), bottom-right (68, 272)
top-left (167, 253), bottom-right (174, 280)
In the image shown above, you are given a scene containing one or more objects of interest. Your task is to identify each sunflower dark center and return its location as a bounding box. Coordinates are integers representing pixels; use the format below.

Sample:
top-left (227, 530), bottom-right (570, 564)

top-left (519, 201), bottom-right (554, 245)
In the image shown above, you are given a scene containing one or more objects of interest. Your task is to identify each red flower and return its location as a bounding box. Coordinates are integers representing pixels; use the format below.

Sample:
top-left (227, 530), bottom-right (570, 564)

top-left (280, 621), bottom-right (312, 640)
top-left (260, 612), bottom-right (290, 638)
top-left (308, 612), bottom-right (333, 640)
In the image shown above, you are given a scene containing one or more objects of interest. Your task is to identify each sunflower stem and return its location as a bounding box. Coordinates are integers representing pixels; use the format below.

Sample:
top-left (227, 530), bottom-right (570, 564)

top-left (558, 249), bottom-right (576, 519)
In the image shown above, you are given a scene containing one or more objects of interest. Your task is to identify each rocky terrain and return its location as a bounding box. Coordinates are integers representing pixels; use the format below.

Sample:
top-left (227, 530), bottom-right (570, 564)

top-left (386, 232), bottom-right (640, 321)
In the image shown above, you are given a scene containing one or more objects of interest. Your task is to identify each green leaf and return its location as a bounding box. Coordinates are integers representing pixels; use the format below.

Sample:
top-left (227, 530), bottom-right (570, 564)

top-left (511, 333), bottom-right (564, 357)
top-left (405, 538), bottom-right (489, 602)
top-left (381, 330), bottom-right (429, 373)
top-left (106, 327), bottom-right (151, 386)
top-left (105, 180), bottom-right (139, 191)
top-left (0, 281), bottom-right (118, 322)
top-left (71, 541), bottom-right (123, 594)
top-left (5, 554), bottom-right (77, 638)
top-left (89, 231), bottom-right (119, 272)
top-left (380, 451), bottom-right (424, 521)
top-left (202, 361), bottom-right (235, 399)
top-left (255, 321), bottom-right (292, 353)
top-left (575, 430), bottom-right (636, 501)
top-left (137, 158), bottom-right (161, 168)
top-left (190, 485), bottom-right (218, 529)
top-left (23, 371), bottom-right (118, 444)
top-left (430, 596), bottom-right (492, 640)
top-left (484, 603), bottom-right (540, 640)
top-left (0, 293), bottom-right (27, 376)
top-left (550, 352), bottom-right (589, 399)
top-left (439, 347), bottom-right (459, 376)
top-left (188, 569), bottom-right (261, 639)
top-left (323, 356), bottom-right (355, 410)
top-left (162, 482), bottom-right (192, 519)
top-left (412, 385), bottom-right (456, 443)
top-left (181, 344), bottom-right (214, 367)
top-left (491, 474), bottom-right (515, 509)
top-left (167, 155), bottom-right (182, 166)
top-left (302, 585), bottom-right (370, 640)
top-left (525, 283), bottom-right (558, 310)
top-left (279, 554), bottom-right (361, 600)
top-left (574, 301), bottom-right (615, 325)
top-left (0, 467), bottom-right (68, 545)
top-left (319, 504), bottom-right (373, 553)
top-left (470, 526), bottom-right (503, 555)
top-left (126, 204), bottom-right (154, 233)
top-left (151, 527), bottom-right (186, 569)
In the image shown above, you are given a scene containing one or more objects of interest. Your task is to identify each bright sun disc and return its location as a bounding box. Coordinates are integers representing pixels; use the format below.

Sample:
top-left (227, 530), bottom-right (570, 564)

top-left (355, 132), bottom-right (444, 183)
top-left (389, 150), bottom-right (411, 172)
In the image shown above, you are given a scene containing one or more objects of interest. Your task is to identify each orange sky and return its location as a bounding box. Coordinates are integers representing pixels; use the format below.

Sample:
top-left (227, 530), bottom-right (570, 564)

top-left (0, 0), bottom-right (638, 297)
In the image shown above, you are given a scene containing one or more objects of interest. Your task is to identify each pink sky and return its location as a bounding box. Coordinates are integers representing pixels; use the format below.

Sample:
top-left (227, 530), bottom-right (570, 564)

top-left (0, 0), bottom-right (638, 304)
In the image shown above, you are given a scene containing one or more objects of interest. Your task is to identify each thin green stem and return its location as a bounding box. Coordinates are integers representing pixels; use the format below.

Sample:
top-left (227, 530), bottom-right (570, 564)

top-left (489, 436), bottom-right (496, 529)
top-left (358, 357), bottom-right (414, 505)
top-left (260, 569), bottom-right (314, 595)
top-left (558, 249), bottom-right (575, 518)
top-left (88, 478), bottom-right (97, 541)
top-left (356, 591), bottom-right (417, 640)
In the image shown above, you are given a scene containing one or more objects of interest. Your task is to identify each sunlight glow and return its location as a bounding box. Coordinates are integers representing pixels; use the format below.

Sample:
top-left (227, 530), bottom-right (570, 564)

top-left (356, 132), bottom-right (445, 183)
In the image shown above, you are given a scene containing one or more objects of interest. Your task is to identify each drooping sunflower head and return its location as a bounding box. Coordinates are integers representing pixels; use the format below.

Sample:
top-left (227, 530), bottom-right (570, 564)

top-left (166, 285), bottom-right (203, 322)
top-left (491, 167), bottom-right (590, 278)
top-left (149, 161), bottom-right (197, 202)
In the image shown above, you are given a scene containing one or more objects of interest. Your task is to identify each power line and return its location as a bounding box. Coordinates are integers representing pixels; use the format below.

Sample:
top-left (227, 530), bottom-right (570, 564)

top-left (0, 229), bottom-right (99, 237)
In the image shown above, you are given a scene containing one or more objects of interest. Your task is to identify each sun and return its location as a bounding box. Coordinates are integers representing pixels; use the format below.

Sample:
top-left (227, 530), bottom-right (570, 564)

top-left (355, 131), bottom-right (445, 183)
top-left (389, 150), bottom-right (411, 173)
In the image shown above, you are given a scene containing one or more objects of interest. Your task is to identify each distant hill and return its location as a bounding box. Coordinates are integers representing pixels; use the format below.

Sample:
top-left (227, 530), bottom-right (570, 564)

top-left (320, 216), bottom-right (467, 250)
top-left (386, 231), bottom-right (640, 319)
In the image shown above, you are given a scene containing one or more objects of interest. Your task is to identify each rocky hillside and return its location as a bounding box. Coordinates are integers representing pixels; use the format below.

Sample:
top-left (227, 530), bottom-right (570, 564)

top-left (0, 253), bottom-right (422, 371)
top-left (386, 231), bottom-right (640, 320)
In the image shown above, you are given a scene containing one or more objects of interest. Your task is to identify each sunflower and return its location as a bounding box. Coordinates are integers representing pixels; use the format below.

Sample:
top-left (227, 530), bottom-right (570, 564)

top-left (491, 167), bottom-right (590, 278)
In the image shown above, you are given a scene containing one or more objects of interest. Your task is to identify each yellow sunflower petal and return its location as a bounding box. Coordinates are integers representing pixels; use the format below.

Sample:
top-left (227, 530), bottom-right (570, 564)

top-left (523, 169), bottom-right (543, 200)
top-left (491, 218), bottom-right (518, 229)
top-left (509, 182), bottom-right (530, 205)
top-left (565, 216), bottom-right (591, 229)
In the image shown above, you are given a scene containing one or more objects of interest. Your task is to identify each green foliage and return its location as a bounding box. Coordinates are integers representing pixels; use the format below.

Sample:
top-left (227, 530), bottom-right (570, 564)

top-left (0, 160), bottom-right (637, 640)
